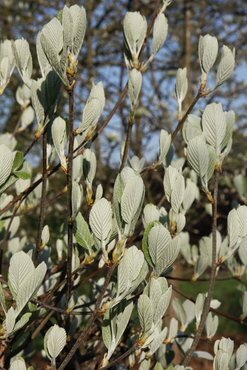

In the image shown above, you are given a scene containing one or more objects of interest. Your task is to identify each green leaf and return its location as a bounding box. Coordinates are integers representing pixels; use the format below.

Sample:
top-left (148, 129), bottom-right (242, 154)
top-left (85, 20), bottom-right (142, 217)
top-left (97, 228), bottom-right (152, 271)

top-left (12, 151), bottom-right (24, 171)
top-left (74, 212), bottom-right (94, 252)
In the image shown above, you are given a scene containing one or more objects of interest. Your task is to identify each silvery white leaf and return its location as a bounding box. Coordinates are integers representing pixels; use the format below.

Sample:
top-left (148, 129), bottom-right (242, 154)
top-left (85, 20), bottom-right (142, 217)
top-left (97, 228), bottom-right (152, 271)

top-left (15, 261), bottom-right (47, 315)
top-left (167, 317), bottom-right (178, 343)
top-left (36, 32), bottom-right (52, 77)
top-left (175, 67), bottom-right (188, 113)
top-left (202, 103), bottom-right (226, 153)
top-left (163, 165), bottom-right (179, 202)
top-left (0, 133), bottom-right (16, 150)
top-left (12, 39), bottom-right (33, 87)
top-left (236, 343), bottom-right (247, 369)
top-left (0, 144), bottom-right (14, 187)
top-left (152, 13), bottom-right (168, 54)
top-left (216, 45), bottom-right (235, 86)
top-left (159, 129), bottom-right (171, 164)
top-left (182, 179), bottom-right (199, 212)
top-left (89, 198), bottom-right (112, 243)
top-left (123, 12), bottom-right (147, 59)
top-left (195, 293), bottom-right (205, 325)
top-left (198, 34), bottom-right (218, 75)
top-left (187, 136), bottom-right (209, 179)
top-left (138, 294), bottom-right (153, 333)
top-left (30, 78), bottom-right (46, 129)
top-left (236, 205), bottom-right (247, 238)
top-left (69, 5), bottom-right (87, 58)
top-left (20, 106), bottom-right (34, 131)
top-left (9, 357), bottom-right (27, 370)
top-left (8, 251), bottom-right (34, 298)
top-left (40, 18), bottom-right (67, 84)
top-left (44, 324), bottom-right (67, 360)
top-left (128, 69), bottom-right (142, 108)
top-left (171, 171), bottom-right (185, 214)
top-left (227, 209), bottom-right (240, 249)
top-left (0, 40), bottom-right (15, 94)
top-left (16, 84), bottom-right (31, 107)
top-left (5, 307), bottom-right (16, 335)
top-left (206, 312), bottom-right (218, 339)
top-left (234, 174), bottom-right (247, 201)
top-left (72, 181), bottom-right (82, 217)
top-left (148, 224), bottom-right (172, 276)
top-left (51, 116), bottom-right (67, 170)
top-left (78, 82), bottom-right (105, 134)
top-left (121, 174), bottom-right (145, 234)
top-left (128, 155), bottom-right (145, 173)
top-left (41, 225), bottom-right (50, 246)
top-left (142, 204), bottom-right (161, 228)
top-left (182, 114), bottom-right (202, 144)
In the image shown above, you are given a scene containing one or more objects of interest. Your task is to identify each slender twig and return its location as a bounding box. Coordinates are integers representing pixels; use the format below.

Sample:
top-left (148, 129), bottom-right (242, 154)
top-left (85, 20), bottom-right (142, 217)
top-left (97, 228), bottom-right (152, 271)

top-left (58, 264), bottom-right (115, 370)
top-left (119, 114), bottom-right (134, 172)
top-left (66, 86), bottom-right (75, 306)
top-left (182, 171), bottom-right (220, 366)
top-left (24, 135), bottom-right (39, 157)
top-left (34, 131), bottom-right (48, 265)
top-left (172, 284), bottom-right (247, 328)
top-left (171, 85), bottom-right (207, 141)
top-left (100, 344), bottom-right (137, 370)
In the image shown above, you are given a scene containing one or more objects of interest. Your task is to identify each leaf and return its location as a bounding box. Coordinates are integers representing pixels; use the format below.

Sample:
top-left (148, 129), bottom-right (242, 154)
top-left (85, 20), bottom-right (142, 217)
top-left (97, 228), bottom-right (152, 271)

top-left (89, 198), bottom-right (112, 243)
top-left (0, 282), bottom-right (6, 314)
top-left (152, 13), bottom-right (168, 54)
top-left (51, 116), bottom-right (67, 169)
top-left (202, 103), bottom-right (226, 153)
top-left (187, 136), bottom-right (209, 179)
top-left (216, 45), bottom-right (235, 86)
top-left (12, 39), bottom-right (33, 86)
top-left (182, 114), bottom-right (202, 144)
top-left (117, 245), bottom-right (144, 296)
top-left (138, 294), bottom-right (153, 333)
top-left (175, 68), bottom-right (188, 113)
top-left (171, 172), bottom-right (185, 214)
top-left (123, 12), bottom-right (147, 58)
top-left (9, 357), bottom-right (27, 370)
top-left (5, 307), bottom-right (16, 335)
top-left (44, 324), bottom-right (67, 360)
top-left (128, 68), bottom-right (142, 108)
top-left (69, 5), bottom-right (87, 58)
top-left (13, 312), bottom-right (32, 333)
top-left (82, 148), bottom-right (97, 187)
top-left (0, 144), bottom-right (14, 187)
top-left (159, 129), bottom-right (171, 165)
top-left (205, 312), bottom-right (218, 339)
top-left (153, 286), bottom-right (172, 324)
top-left (72, 181), bottom-right (82, 217)
top-left (74, 213), bottom-right (94, 252)
top-left (40, 18), bottom-right (67, 84)
top-left (198, 34), bottom-right (218, 74)
top-left (8, 251), bottom-right (34, 298)
top-left (148, 224), bottom-right (172, 276)
top-left (163, 166), bottom-right (179, 202)
top-left (15, 261), bottom-right (47, 316)
top-left (121, 174), bottom-right (144, 229)
top-left (41, 225), bottom-right (50, 246)
top-left (227, 209), bottom-right (240, 249)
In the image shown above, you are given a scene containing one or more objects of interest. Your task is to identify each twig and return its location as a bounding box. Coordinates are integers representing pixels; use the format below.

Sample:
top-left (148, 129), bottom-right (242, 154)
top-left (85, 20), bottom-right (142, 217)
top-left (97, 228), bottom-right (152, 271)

top-left (66, 86), bottom-right (75, 306)
top-left (58, 264), bottom-right (115, 370)
top-left (119, 114), bottom-right (134, 172)
top-left (182, 171), bottom-right (220, 366)
top-left (34, 131), bottom-right (48, 265)
top-left (100, 344), bottom-right (137, 369)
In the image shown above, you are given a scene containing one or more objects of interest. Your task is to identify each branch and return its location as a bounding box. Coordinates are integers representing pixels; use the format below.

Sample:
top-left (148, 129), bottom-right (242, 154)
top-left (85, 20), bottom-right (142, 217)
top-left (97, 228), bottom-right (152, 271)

top-left (34, 130), bottom-right (48, 265)
top-left (66, 86), bottom-right (75, 306)
top-left (182, 171), bottom-right (220, 366)
top-left (58, 264), bottom-right (115, 370)
top-left (119, 113), bottom-right (134, 172)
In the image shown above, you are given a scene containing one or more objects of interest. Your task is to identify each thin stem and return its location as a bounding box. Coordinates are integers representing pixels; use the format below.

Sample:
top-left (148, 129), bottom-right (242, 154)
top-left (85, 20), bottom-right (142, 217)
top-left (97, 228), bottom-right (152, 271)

top-left (182, 171), bottom-right (220, 366)
top-left (34, 131), bottom-right (48, 265)
top-left (119, 114), bottom-right (134, 172)
top-left (66, 87), bottom-right (75, 306)
top-left (58, 265), bottom-right (115, 370)
top-left (100, 344), bottom-right (137, 369)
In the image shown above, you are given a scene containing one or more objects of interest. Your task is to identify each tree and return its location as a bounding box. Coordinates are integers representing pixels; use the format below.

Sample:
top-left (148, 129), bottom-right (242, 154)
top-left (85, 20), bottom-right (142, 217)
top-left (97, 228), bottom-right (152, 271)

top-left (0, 1), bottom-right (247, 369)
